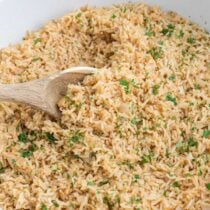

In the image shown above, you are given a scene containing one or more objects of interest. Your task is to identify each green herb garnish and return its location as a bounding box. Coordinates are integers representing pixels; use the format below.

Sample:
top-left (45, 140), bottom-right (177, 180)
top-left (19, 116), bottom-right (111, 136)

top-left (98, 180), bottom-right (109, 186)
top-left (45, 132), bottom-right (58, 144)
top-left (187, 37), bottom-right (196, 44)
top-left (188, 137), bottom-right (198, 147)
top-left (41, 203), bottom-right (48, 210)
top-left (147, 47), bottom-right (163, 59)
top-left (172, 181), bottom-right (180, 188)
top-left (87, 181), bottom-right (95, 186)
top-left (168, 74), bottom-right (176, 81)
top-left (145, 31), bottom-right (153, 37)
top-left (69, 130), bottom-right (83, 146)
top-left (18, 132), bottom-right (29, 143)
top-left (111, 14), bottom-right (117, 19)
top-left (132, 174), bottom-right (140, 183)
top-left (194, 84), bottom-right (201, 90)
top-left (52, 200), bottom-right (59, 207)
top-left (130, 79), bottom-right (139, 89)
top-left (75, 13), bottom-right (82, 19)
top-left (131, 117), bottom-right (142, 125)
top-left (161, 24), bottom-right (175, 37)
top-left (21, 143), bottom-right (37, 158)
top-left (139, 154), bottom-right (152, 165)
top-left (34, 38), bottom-right (42, 45)
top-left (119, 79), bottom-right (130, 93)
top-left (166, 94), bottom-right (177, 105)
top-left (178, 30), bottom-right (184, 38)
top-left (0, 162), bottom-right (5, 174)
top-left (32, 57), bottom-right (40, 62)
top-left (129, 196), bottom-right (141, 204)
top-left (103, 197), bottom-right (114, 210)
top-left (152, 84), bottom-right (160, 95)
top-left (119, 79), bottom-right (139, 94)
top-left (121, 160), bottom-right (134, 169)
top-left (202, 129), bottom-right (210, 138)
top-left (206, 183), bottom-right (210, 190)
top-left (176, 137), bottom-right (198, 153)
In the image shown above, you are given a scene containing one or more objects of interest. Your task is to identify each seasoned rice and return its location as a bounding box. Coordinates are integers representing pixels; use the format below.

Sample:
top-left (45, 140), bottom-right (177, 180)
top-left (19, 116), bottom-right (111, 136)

top-left (0, 3), bottom-right (209, 210)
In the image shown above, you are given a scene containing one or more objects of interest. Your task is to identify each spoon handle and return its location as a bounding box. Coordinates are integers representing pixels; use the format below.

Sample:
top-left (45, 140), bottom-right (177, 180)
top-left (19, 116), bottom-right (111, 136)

top-left (0, 82), bottom-right (45, 108)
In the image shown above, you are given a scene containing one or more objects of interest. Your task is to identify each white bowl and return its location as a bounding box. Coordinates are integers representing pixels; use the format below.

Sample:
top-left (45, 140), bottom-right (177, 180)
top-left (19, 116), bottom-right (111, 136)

top-left (0, 0), bottom-right (209, 48)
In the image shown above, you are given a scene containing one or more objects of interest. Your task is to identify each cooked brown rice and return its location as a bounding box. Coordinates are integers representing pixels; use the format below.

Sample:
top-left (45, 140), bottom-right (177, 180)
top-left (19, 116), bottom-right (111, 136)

top-left (0, 3), bottom-right (209, 210)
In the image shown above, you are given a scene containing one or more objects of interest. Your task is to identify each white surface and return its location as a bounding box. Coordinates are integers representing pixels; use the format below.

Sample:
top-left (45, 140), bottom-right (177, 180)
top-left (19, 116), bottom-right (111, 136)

top-left (0, 0), bottom-right (209, 48)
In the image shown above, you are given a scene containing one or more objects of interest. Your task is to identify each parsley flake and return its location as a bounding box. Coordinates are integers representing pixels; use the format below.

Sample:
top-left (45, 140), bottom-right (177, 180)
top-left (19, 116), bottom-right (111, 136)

top-left (119, 79), bottom-right (139, 94)
top-left (187, 37), bottom-right (196, 44)
top-left (202, 130), bottom-right (210, 138)
top-left (41, 203), bottom-right (48, 210)
top-left (152, 84), bottom-right (160, 95)
top-left (161, 24), bottom-right (175, 37)
top-left (166, 94), bottom-right (177, 105)
top-left (168, 74), bottom-right (176, 81)
top-left (21, 143), bottom-right (37, 158)
top-left (111, 14), bottom-right (117, 19)
top-left (172, 181), bottom-right (180, 188)
top-left (34, 38), bottom-right (42, 45)
top-left (18, 132), bottom-right (29, 144)
top-left (206, 183), bottom-right (210, 190)
top-left (69, 130), bottom-right (83, 146)
top-left (45, 132), bottom-right (58, 144)
top-left (147, 47), bottom-right (163, 59)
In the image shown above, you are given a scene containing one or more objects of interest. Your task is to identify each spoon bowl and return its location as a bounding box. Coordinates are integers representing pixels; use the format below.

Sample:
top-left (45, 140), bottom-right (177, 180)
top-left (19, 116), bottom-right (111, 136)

top-left (0, 66), bottom-right (97, 118)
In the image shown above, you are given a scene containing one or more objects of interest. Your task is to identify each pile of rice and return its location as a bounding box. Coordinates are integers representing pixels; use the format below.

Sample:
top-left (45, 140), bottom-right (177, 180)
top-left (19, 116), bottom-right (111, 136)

top-left (0, 3), bottom-right (209, 210)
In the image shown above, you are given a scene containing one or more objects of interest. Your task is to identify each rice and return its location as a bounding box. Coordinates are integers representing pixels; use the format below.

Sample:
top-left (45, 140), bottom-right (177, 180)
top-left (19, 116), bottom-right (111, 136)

top-left (0, 3), bottom-right (209, 210)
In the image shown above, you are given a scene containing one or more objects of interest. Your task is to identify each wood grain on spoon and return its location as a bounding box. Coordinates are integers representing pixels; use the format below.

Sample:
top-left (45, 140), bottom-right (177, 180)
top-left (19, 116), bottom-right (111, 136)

top-left (0, 67), bottom-right (97, 118)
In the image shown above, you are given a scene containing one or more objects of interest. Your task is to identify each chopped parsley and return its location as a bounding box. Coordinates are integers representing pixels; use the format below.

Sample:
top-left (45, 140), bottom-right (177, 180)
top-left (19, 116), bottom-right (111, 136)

top-left (130, 79), bottom-right (139, 89)
top-left (194, 84), bottom-right (201, 90)
top-left (166, 94), bottom-right (177, 105)
top-left (145, 31), bottom-right (153, 37)
top-left (21, 143), bottom-right (37, 158)
top-left (121, 160), bottom-right (134, 169)
top-left (87, 181), bottom-right (95, 186)
top-left (121, 7), bottom-right (127, 13)
top-left (206, 183), bottom-right (210, 190)
top-left (168, 74), bottom-right (176, 81)
top-left (75, 13), bottom-right (82, 19)
top-left (147, 47), bottom-right (163, 59)
top-left (139, 154), bottom-right (152, 165)
top-left (0, 162), bottom-right (5, 174)
top-left (103, 196), bottom-right (114, 210)
top-left (187, 37), bottom-right (196, 44)
top-left (32, 57), bottom-right (40, 62)
top-left (152, 84), bottom-right (160, 95)
top-left (202, 129), bottom-right (210, 138)
top-left (98, 180), bottom-right (109, 186)
top-left (176, 137), bottom-right (198, 153)
top-left (188, 137), bottom-right (198, 147)
top-left (34, 38), bottom-right (42, 45)
top-left (132, 174), bottom-right (140, 183)
top-left (52, 200), bottom-right (59, 207)
top-left (45, 132), bottom-right (58, 144)
top-left (119, 79), bottom-right (139, 94)
top-left (69, 130), bottom-right (83, 146)
top-left (131, 117), bottom-right (142, 125)
top-left (111, 14), bottom-right (117, 19)
top-left (119, 79), bottom-right (129, 93)
top-left (41, 203), bottom-right (48, 210)
top-left (18, 132), bottom-right (29, 143)
top-left (129, 196), bottom-right (141, 204)
top-left (178, 30), bottom-right (184, 38)
top-left (172, 181), bottom-right (180, 188)
top-left (161, 24), bottom-right (175, 37)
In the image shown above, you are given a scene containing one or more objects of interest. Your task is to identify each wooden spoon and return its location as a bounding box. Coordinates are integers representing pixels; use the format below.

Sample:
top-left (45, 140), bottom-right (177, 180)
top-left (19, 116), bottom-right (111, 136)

top-left (0, 66), bottom-right (97, 118)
